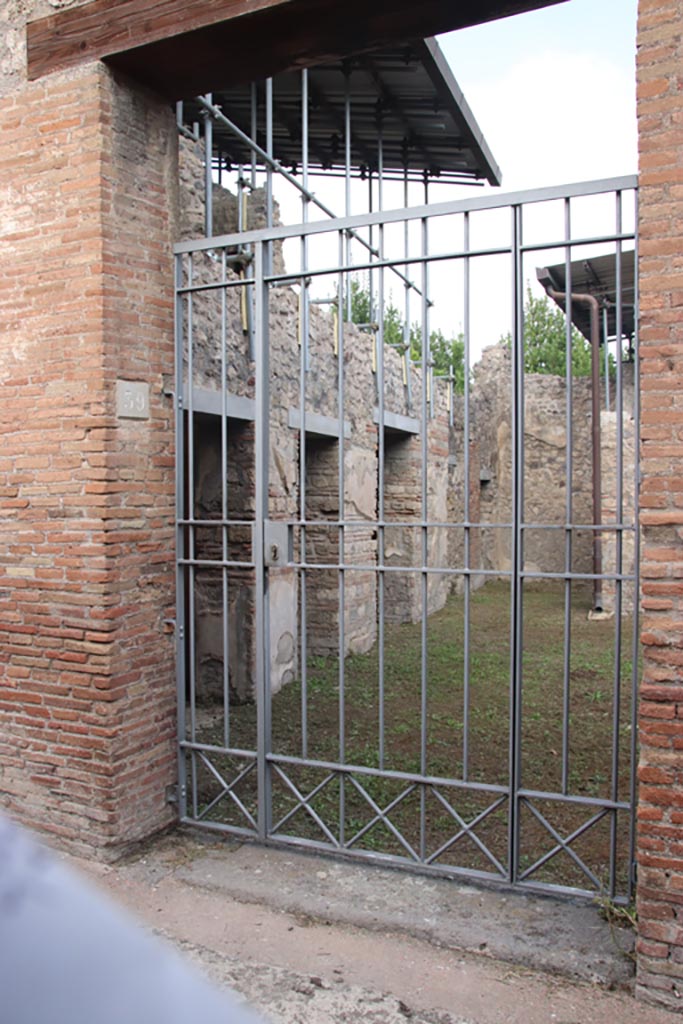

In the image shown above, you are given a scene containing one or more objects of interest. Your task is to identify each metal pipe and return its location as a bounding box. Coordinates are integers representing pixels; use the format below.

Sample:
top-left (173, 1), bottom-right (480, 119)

top-left (193, 94), bottom-right (428, 302)
top-left (203, 93), bottom-right (213, 237)
top-left (540, 278), bottom-right (603, 612)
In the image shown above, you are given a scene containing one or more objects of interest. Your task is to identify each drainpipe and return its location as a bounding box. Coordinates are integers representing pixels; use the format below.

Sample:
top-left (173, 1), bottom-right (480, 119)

top-left (537, 272), bottom-right (603, 613)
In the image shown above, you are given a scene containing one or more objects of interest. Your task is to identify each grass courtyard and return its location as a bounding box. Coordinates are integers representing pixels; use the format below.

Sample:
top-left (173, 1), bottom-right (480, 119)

top-left (192, 579), bottom-right (636, 895)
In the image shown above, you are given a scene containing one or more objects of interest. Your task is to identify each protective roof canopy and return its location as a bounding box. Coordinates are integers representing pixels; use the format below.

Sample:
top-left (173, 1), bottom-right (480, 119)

top-left (183, 37), bottom-right (501, 185)
top-left (537, 250), bottom-right (636, 343)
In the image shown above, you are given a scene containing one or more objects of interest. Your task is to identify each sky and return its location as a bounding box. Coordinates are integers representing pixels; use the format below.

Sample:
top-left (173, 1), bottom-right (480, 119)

top-left (438, 0), bottom-right (638, 194)
top-left (269, 0), bottom-right (639, 360)
top-left (426, 0), bottom-right (639, 355)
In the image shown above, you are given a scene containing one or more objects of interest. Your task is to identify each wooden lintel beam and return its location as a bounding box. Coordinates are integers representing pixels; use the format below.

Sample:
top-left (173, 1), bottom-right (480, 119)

top-left (27, 0), bottom-right (567, 99)
top-left (26, 0), bottom-right (287, 82)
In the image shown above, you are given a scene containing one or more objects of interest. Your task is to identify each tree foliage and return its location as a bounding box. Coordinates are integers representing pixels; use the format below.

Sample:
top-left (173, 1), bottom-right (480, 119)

top-left (345, 276), bottom-right (466, 393)
top-left (502, 288), bottom-right (595, 377)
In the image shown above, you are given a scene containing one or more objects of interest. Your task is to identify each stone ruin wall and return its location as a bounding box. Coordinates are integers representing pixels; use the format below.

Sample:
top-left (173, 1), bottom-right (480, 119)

top-left (600, 364), bottom-right (637, 616)
top-left (179, 139), bottom-right (637, 706)
top-left (179, 140), bottom-right (458, 704)
top-left (473, 345), bottom-right (637, 613)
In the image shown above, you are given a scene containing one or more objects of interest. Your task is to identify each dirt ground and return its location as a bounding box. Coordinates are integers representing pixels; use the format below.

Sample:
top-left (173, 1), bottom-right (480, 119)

top-left (63, 829), bottom-right (681, 1024)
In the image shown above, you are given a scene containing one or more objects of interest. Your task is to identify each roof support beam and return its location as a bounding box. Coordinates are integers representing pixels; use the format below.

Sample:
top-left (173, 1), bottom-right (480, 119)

top-left (27, 0), bottom-right (567, 100)
top-left (359, 56), bottom-right (440, 173)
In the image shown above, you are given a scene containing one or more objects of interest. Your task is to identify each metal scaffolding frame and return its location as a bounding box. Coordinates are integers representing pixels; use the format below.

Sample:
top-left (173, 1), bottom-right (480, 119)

top-left (177, 41), bottom-right (504, 405)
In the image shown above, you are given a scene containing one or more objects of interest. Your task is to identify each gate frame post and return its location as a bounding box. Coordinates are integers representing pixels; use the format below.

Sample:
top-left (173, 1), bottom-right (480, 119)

top-left (254, 239), bottom-right (272, 841)
top-left (509, 202), bottom-right (525, 885)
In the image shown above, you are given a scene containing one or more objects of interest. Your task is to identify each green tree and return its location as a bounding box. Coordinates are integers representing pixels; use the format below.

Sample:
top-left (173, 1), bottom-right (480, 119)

top-left (412, 327), bottom-right (466, 393)
top-left (346, 276), bottom-right (404, 348)
top-left (345, 276), bottom-right (466, 393)
top-left (502, 288), bottom-right (595, 377)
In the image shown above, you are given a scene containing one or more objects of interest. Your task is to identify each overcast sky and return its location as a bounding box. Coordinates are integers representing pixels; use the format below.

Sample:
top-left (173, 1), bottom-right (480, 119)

top-left (273, 0), bottom-right (639, 359)
top-left (439, 0), bottom-right (638, 193)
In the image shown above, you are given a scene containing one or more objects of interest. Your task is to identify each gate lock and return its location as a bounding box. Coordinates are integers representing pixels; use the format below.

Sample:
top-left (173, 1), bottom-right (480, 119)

top-left (263, 521), bottom-right (292, 567)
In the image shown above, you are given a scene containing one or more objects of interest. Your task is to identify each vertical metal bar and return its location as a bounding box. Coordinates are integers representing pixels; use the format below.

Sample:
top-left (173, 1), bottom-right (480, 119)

top-left (377, 183), bottom-right (386, 773)
top-left (377, 120), bottom-right (384, 213)
top-left (237, 163), bottom-right (255, 360)
top-left (448, 363), bottom-right (454, 429)
top-left (420, 209), bottom-right (429, 860)
top-left (603, 307), bottom-right (611, 412)
top-left (368, 170), bottom-right (374, 328)
top-left (378, 120), bottom-right (386, 771)
top-left (403, 167), bottom-right (412, 408)
top-left (174, 253), bottom-right (188, 820)
top-left (509, 204), bottom-right (525, 883)
top-left (299, 69), bottom-right (309, 758)
top-left (562, 197), bottom-right (573, 796)
top-left (424, 174), bottom-right (433, 420)
top-left (204, 95), bottom-right (213, 238)
top-left (237, 167), bottom-right (244, 234)
top-left (250, 83), bottom-right (258, 189)
top-left (421, 177), bottom-right (431, 862)
top-left (301, 69), bottom-right (310, 372)
top-left (462, 212), bottom-right (471, 782)
top-left (344, 68), bottom-right (352, 323)
top-left (244, 85), bottom-right (258, 362)
top-left (220, 247), bottom-right (231, 751)
top-left (337, 229), bottom-right (346, 845)
top-left (255, 241), bottom-right (271, 840)
top-left (628, 187), bottom-right (640, 903)
top-left (265, 78), bottom-right (274, 233)
top-left (609, 190), bottom-right (625, 898)
top-left (298, 378), bottom-right (308, 758)
top-left (187, 253), bottom-right (198, 818)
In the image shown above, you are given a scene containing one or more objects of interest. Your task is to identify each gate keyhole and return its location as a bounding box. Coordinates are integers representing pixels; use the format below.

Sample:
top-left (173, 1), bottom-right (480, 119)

top-left (270, 543), bottom-right (279, 563)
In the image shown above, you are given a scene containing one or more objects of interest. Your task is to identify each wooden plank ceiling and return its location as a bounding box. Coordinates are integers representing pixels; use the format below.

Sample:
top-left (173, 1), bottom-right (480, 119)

top-left (27, 0), bottom-right (566, 99)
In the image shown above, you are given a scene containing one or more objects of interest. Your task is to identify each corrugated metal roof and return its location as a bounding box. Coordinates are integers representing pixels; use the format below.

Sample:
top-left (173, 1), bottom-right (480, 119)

top-left (537, 251), bottom-right (636, 342)
top-left (183, 37), bottom-right (501, 185)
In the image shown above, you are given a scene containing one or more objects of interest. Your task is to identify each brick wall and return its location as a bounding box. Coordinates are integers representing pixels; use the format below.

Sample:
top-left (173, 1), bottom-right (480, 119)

top-left (0, 62), bottom-right (177, 856)
top-left (636, 0), bottom-right (683, 1008)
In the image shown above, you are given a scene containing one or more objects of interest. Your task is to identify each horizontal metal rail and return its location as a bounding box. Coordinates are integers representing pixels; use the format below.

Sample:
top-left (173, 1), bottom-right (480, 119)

top-left (175, 175), bottom-right (637, 253)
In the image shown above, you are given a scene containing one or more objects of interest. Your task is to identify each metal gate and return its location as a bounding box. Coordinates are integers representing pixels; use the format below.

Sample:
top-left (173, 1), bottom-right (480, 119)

top-left (174, 175), bottom-right (639, 902)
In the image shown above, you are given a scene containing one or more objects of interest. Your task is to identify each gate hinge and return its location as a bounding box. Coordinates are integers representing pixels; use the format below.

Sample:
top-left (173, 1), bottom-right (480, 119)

top-left (166, 784), bottom-right (179, 805)
top-left (631, 859), bottom-right (638, 887)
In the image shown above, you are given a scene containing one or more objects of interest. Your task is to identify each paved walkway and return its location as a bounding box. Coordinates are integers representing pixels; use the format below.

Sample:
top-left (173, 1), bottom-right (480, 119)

top-left (67, 830), bottom-right (679, 1024)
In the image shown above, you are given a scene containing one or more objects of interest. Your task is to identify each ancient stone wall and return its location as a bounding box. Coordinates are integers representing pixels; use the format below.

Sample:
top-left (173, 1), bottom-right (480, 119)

top-left (472, 343), bottom-right (636, 612)
top-left (601, 363), bottom-right (638, 615)
top-left (182, 136), bottom-right (639, 717)
top-left (180, 138), bottom-right (458, 699)
top-left (473, 344), bottom-right (595, 576)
